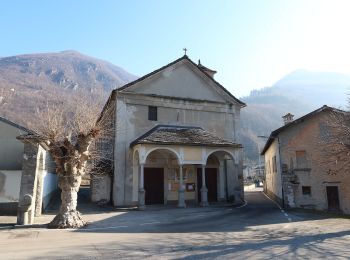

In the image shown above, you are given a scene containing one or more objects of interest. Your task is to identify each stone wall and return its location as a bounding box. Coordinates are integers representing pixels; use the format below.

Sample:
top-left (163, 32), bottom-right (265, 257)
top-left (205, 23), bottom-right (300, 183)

top-left (17, 142), bottom-right (39, 225)
top-left (17, 142), bottom-right (57, 224)
top-left (90, 97), bottom-right (115, 204)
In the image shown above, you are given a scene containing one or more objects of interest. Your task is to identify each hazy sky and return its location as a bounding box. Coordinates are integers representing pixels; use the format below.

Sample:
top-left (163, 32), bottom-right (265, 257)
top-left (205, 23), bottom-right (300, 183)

top-left (1, 0), bottom-right (350, 97)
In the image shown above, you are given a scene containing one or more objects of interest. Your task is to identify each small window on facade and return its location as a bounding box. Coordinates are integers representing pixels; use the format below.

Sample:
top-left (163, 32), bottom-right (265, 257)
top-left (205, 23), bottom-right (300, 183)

top-left (148, 106), bottom-right (157, 121)
top-left (296, 150), bottom-right (307, 168)
top-left (302, 186), bottom-right (311, 195)
top-left (272, 156), bottom-right (277, 173)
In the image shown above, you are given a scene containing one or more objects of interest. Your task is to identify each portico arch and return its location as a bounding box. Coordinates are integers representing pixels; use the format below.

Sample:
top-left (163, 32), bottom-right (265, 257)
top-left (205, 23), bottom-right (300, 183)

top-left (200, 149), bottom-right (239, 204)
top-left (133, 146), bottom-right (186, 209)
top-left (205, 149), bottom-right (235, 163)
top-left (144, 147), bottom-right (181, 165)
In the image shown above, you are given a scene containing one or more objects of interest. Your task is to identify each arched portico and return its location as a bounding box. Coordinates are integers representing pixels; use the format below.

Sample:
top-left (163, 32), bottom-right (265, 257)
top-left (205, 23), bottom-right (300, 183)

top-left (132, 144), bottom-right (242, 209)
top-left (202, 150), bottom-right (241, 204)
top-left (130, 125), bottom-right (243, 209)
top-left (133, 146), bottom-right (187, 209)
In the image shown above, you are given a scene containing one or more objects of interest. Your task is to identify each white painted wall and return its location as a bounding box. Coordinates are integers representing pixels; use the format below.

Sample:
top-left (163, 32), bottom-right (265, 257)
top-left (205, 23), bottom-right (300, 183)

top-left (42, 171), bottom-right (57, 209)
top-left (264, 139), bottom-right (283, 200)
top-left (0, 121), bottom-right (27, 170)
top-left (37, 147), bottom-right (58, 209)
top-left (0, 170), bottom-right (22, 202)
top-left (43, 171), bottom-right (57, 198)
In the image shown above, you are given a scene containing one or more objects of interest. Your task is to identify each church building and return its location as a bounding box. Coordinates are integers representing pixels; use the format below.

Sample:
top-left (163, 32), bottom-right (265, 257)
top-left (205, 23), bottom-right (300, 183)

top-left (92, 55), bottom-right (246, 208)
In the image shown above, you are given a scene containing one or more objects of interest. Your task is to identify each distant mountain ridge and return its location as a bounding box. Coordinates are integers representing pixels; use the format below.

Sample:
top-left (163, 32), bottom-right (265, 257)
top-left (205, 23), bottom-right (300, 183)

top-left (0, 50), bottom-right (137, 126)
top-left (240, 69), bottom-right (350, 163)
top-left (0, 50), bottom-right (136, 92)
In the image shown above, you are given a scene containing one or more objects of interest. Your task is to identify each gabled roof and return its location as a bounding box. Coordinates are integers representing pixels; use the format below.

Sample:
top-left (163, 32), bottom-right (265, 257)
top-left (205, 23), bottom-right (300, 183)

top-left (130, 125), bottom-right (243, 148)
top-left (0, 116), bottom-right (34, 134)
top-left (261, 105), bottom-right (345, 155)
top-left (116, 55), bottom-right (246, 107)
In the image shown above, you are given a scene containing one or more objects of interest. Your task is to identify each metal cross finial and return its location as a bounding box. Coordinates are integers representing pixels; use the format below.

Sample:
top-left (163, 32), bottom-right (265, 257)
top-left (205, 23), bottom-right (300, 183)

top-left (183, 48), bottom-right (187, 56)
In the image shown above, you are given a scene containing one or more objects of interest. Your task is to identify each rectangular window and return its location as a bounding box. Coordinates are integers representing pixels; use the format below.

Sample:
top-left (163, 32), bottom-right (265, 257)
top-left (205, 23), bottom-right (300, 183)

top-left (148, 106), bottom-right (157, 121)
top-left (272, 156), bottom-right (277, 173)
top-left (302, 186), bottom-right (311, 195)
top-left (296, 150), bottom-right (307, 168)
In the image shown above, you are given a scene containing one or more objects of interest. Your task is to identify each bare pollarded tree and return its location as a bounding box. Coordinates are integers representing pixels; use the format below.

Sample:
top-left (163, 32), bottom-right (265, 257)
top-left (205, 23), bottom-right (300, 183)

top-left (315, 106), bottom-right (350, 174)
top-left (28, 89), bottom-right (114, 229)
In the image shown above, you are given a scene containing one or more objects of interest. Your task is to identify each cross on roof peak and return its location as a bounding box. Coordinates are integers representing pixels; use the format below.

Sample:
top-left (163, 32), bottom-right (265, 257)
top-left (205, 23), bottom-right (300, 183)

top-left (183, 48), bottom-right (188, 56)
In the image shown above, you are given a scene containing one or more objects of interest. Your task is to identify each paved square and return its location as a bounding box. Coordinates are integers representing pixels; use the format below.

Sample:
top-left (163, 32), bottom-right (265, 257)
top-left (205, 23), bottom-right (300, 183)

top-left (1, 189), bottom-right (350, 259)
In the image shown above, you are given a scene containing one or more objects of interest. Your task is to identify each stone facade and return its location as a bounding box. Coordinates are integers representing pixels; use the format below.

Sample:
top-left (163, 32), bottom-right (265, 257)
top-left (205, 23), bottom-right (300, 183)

top-left (16, 141), bottom-right (57, 224)
top-left (262, 106), bottom-right (350, 214)
top-left (93, 56), bottom-right (246, 208)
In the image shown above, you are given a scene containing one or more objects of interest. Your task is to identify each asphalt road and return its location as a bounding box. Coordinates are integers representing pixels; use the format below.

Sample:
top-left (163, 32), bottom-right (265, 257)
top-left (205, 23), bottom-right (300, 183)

top-left (1, 190), bottom-right (350, 259)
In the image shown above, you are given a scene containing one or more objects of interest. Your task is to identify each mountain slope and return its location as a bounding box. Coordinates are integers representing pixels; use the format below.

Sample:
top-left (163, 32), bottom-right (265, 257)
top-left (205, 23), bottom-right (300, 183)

top-left (0, 51), bottom-right (137, 126)
top-left (0, 50), bottom-right (136, 92)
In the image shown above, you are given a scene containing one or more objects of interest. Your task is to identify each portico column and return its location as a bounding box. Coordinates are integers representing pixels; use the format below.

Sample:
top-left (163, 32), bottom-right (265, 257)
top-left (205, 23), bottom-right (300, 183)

top-left (138, 163), bottom-right (146, 210)
top-left (219, 160), bottom-right (226, 201)
top-left (177, 164), bottom-right (186, 208)
top-left (200, 164), bottom-right (209, 207)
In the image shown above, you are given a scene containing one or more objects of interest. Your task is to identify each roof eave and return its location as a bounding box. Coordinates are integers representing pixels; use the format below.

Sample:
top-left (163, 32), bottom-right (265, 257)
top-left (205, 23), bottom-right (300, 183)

top-left (131, 141), bottom-right (242, 148)
top-left (115, 55), bottom-right (246, 108)
top-left (0, 116), bottom-right (35, 134)
top-left (260, 135), bottom-right (276, 155)
top-left (261, 105), bottom-right (344, 155)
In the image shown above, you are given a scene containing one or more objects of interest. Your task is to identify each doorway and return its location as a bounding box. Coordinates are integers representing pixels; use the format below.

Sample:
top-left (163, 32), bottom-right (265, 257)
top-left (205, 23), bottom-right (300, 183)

top-left (197, 168), bottom-right (218, 203)
top-left (144, 168), bottom-right (164, 205)
top-left (326, 186), bottom-right (340, 211)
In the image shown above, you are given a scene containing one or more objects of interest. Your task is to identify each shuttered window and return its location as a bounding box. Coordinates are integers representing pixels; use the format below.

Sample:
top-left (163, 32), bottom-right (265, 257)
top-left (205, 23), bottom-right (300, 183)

top-left (296, 150), bottom-right (307, 168)
top-left (148, 106), bottom-right (157, 121)
top-left (272, 156), bottom-right (277, 173)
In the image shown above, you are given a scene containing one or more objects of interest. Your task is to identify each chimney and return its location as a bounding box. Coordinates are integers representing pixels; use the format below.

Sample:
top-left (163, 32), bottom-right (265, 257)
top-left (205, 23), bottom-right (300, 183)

top-left (198, 59), bottom-right (217, 78)
top-left (282, 113), bottom-right (294, 125)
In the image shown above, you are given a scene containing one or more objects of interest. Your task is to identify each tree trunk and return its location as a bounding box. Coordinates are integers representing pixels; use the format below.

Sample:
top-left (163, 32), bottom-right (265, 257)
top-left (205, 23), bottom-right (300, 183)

top-left (48, 175), bottom-right (86, 229)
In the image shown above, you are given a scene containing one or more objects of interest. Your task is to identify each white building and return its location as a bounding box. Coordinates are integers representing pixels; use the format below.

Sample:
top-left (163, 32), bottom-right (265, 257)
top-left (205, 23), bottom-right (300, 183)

top-left (93, 55), bottom-right (246, 208)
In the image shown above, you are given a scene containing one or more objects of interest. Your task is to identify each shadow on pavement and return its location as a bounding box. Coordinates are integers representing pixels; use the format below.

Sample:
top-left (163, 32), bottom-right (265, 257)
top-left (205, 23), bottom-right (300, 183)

top-left (71, 191), bottom-right (327, 234)
top-left (29, 226), bottom-right (350, 259)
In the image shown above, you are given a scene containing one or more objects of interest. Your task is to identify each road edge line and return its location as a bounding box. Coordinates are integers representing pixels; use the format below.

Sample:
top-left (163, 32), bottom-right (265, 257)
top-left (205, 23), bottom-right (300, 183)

top-left (262, 191), bottom-right (292, 222)
top-left (236, 200), bottom-right (248, 209)
top-left (262, 191), bottom-right (282, 210)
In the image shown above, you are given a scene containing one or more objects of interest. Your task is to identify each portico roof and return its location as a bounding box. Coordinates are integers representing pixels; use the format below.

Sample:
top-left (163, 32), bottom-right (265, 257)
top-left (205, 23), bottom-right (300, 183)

top-left (130, 125), bottom-right (242, 148)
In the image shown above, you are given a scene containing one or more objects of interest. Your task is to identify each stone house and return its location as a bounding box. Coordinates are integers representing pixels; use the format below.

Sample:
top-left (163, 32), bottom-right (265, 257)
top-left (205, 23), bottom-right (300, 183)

top-left (0, 116), bottom-right (57, 222)
top-left (92, 55), bottom-right (246, 208)
top-left (261, 105), bottom-right (350, 214)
